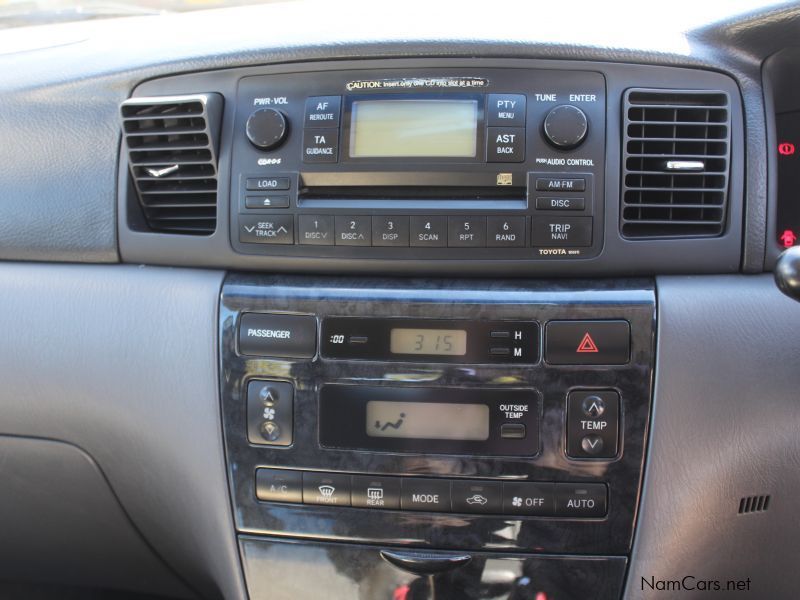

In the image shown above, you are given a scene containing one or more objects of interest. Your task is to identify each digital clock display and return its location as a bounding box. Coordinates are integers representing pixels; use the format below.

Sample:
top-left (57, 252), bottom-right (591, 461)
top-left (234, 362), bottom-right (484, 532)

top-left (389, 328), bottom-right (467, 356)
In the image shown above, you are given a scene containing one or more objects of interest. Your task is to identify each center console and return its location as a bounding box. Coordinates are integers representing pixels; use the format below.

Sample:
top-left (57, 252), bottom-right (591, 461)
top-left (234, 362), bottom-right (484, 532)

top-left (220, 275), bottom-right (655, 599)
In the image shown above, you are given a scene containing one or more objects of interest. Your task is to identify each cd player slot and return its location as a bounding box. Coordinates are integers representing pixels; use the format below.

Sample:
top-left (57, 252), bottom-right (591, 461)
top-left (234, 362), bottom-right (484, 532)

top-left (299, 185), bottom-right (525, 202)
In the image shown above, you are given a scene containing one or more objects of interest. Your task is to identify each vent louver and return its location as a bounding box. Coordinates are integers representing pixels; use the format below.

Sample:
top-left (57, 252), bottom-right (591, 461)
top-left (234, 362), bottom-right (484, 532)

top-left (622, 89), bottom-right (731, 238)
top-left (121, 94), bottom-right (223, 235)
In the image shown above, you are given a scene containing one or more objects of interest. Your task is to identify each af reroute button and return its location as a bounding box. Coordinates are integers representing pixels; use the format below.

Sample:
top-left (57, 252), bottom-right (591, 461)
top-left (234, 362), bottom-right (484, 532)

top-left (238, 313), bottom-right (317, 358)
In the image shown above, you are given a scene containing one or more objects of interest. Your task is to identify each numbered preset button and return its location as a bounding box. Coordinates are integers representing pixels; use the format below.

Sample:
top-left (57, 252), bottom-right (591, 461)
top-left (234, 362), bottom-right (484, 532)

top-left (487, 216), bottom-right (526, 247)
top-left (298, 215), bottom-right (334, 246)
top-left (448, 216), bottom-right (486, 247)
top-left (372, 216), bottom-right (410, 247)
top-left (409, 216), bottom-right (447, 247)
top-left (334, 215), bottom-right (371, 246)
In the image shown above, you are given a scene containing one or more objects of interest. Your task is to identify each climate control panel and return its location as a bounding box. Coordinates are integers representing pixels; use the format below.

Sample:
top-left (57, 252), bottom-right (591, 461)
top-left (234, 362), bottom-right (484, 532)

top-left (219, 275), bottom-right (655, 557)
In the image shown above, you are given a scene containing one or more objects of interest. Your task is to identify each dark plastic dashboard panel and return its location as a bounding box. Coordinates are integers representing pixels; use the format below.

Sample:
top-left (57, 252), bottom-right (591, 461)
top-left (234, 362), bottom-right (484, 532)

top-left (120, 58), bottom-right (744, 276)
top-left (219, 275), bottom-right (656, 559)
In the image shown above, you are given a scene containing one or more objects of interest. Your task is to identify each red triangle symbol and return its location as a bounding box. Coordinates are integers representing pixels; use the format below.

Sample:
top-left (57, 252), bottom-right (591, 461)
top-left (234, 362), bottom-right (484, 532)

top-left (576, 332), bottom-right (599, 353)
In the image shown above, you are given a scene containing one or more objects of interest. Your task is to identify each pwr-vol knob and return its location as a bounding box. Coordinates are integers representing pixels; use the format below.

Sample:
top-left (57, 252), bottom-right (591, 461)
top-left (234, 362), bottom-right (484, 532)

top-left (246, 108), bottom-right (288, 151)
top-left (543, 104), bottom-right (588, 150)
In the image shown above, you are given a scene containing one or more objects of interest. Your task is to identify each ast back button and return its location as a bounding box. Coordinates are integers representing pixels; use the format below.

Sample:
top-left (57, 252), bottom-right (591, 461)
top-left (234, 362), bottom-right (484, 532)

top-left (239, 215), bottom-right (294, 245)
top-left (451, 480), bottom-right (502, 514)
top-left (502, 482), bottom-right (555, 516)
top-left (351, 475), bottom-right (401, 510)
top-left (238, 312), bottom-right (317, 358)
top-left (303, 472), bottom-right (352, 506)
top-left (401, 478), bottom-right (451, 512)
top-left (487, 126), bottom-right (525, 162)
top-left (555, 483), bottom-right (607, 517)
top-left (532, 217), bottom-right (592, 247)
top-left (545, 320), bottom-right (630, 365)
top-left (255, 468), bottom-right (302, 504)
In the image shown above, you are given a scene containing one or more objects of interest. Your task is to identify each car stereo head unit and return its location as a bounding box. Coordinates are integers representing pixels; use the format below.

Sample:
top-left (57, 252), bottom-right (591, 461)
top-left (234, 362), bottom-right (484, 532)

top-left (230, 67), bottom-right (606, 261)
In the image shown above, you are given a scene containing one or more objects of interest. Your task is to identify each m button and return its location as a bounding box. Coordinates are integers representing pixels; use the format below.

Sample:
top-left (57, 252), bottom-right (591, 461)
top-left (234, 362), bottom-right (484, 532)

top-left (545, 320), bottom-right (630, 365)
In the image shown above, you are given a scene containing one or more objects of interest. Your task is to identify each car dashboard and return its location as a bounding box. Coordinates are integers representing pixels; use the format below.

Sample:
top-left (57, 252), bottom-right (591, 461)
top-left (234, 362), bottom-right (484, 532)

top-left (0, 2), bottom-right (799, 599)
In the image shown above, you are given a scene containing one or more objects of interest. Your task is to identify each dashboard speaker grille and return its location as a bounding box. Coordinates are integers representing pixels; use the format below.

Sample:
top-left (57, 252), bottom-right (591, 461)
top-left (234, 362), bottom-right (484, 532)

top-left (622, 89), bottom-right (731, 238)
top-left (121, 94), bottom-right (223, 235)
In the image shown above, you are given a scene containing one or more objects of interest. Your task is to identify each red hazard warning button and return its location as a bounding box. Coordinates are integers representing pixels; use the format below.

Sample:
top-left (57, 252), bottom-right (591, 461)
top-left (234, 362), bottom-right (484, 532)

top-left (545, 320), bottom-right (630, 365)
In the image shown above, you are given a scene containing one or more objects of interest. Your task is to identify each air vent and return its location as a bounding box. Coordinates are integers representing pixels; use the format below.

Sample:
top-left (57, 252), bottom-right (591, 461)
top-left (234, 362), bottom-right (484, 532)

top-left (121, 94), bottom-right (223, 235)
top-left (738, 495), bottom-right (770, 514)
top-left (622, 89), bottom-right (731, 238)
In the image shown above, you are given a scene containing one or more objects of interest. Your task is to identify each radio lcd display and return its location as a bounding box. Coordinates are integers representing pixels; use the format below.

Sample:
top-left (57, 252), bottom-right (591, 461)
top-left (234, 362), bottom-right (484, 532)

top-left (349, 99), bottom-right (478, 158)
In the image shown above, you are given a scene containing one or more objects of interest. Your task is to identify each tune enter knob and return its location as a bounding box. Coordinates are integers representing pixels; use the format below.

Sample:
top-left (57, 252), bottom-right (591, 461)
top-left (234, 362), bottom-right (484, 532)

top-left (246, 108), bottom-right (288, 151)
top-left (543, 104), bottom-right (588, 150)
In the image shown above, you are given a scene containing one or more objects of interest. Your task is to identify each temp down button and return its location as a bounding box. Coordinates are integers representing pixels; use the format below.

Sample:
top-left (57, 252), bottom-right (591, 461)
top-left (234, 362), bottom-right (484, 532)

top-left (566, 390), bottom-right (619, 459)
